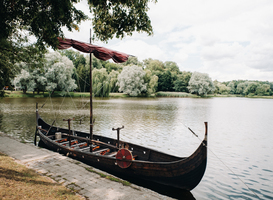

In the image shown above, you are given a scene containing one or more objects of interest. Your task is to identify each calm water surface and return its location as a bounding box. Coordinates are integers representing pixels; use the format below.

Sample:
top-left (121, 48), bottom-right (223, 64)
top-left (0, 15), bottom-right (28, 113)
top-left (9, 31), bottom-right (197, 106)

top-left (0, 97), bottom-right (272, 199)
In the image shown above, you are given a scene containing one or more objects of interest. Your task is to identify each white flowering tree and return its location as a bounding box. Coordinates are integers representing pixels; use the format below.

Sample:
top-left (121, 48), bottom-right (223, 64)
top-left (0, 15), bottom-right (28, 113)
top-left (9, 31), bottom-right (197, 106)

top-left (187, 72), bottom-right (215, 96)
top-left (13, 69), bottom-right (35, 93)
top-left (13, 52), bottom-right (77, 95)
top-left (117, 65), bottom-right (147, 96)
top-left (44, 52), bottom-right (77, 95)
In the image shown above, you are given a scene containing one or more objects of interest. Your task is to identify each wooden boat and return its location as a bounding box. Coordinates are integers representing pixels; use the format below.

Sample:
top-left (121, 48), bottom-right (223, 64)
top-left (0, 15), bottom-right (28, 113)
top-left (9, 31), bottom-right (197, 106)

top-left (35, 37), bottom-right (208, 191)
top-left (36, 110), bottom-right (207, 191)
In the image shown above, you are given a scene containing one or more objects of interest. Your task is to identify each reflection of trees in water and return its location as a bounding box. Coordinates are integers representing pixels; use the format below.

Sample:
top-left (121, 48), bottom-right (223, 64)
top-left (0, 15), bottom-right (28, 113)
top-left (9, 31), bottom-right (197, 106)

top-left (0, 110), bottom-right (36, 142)
top-left (0, 109), bottom-right (3, 129)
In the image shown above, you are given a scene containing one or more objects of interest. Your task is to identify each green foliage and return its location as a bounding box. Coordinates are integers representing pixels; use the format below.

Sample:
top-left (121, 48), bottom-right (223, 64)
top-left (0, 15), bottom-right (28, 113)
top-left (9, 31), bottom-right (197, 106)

top-left (244, 82), bottom-right (259, 95)
top-left (164, 61), bottom-right (180, 74)
top-left (144, 69), bottom-right (158, 95)
top-left (60, 50), bottom-right (87, 69)
top-left (144, 58), bottom-right (164, 72)
top-left (76, 64), bottom-right (90, 92)
top-left (173, 71), bottom-right (192, 92)
top-left (117, 65), bottom-right (147, 96)
top-left (91, 56), bottom-right (105, 69)
top-left (0, 35), bottom-right (46, 89)
top-left (255, 84), bottom-right (270, 96)
top-left (13, 52), bottom-right (77, 95)
top-left (90, 0), bottom-right (157, 42)
top-left (213, 80), bottom-right (273, 96)
top-left (188, 72), bottom-right (215, 96)
top-left (157, 70), bottom-right (175, 91)
top-left (109, 70), bottom-right (120, 92)
top-left (214, 80), bottom-right (231, 95)
top-left (105, 63), bottom-right (121, 73)
top-left (1, 0), bottom-right (155, 90)
top-left (92, 68), bottom-right (110, 97)
top-left (235, 82), bottom-right (248, 95)
top-left (121, 57), bottom-right (143, 67)
top-left (1, 0), bottom-right (88, 48)
top-left (227, 81), bottom-right (236, 94)
top-left (0, 90), bottom-right (4, 98)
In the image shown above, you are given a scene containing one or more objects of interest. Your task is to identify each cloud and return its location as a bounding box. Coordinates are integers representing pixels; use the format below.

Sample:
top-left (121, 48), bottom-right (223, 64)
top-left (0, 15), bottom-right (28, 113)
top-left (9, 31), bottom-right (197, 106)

top-left (107, 39), bottom-right (167, 62)
top-left (62, 0), bottom-right (273, 81)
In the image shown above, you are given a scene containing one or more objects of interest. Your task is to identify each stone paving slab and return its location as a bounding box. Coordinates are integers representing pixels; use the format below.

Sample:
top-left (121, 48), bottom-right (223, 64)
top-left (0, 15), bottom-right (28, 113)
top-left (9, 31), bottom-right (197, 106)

top-left (0, 133), bottom-right (174, 200)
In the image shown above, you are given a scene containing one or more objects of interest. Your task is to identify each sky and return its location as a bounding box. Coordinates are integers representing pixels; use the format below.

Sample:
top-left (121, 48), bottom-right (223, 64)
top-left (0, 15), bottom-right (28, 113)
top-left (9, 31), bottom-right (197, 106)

top-left (63, 0), bottom-right (273, 82)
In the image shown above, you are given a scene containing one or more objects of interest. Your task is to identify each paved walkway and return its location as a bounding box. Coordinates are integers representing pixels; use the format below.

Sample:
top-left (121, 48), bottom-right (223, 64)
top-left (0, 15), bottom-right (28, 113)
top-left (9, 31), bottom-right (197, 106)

top-left (0, 133), bottom-right (174, 200)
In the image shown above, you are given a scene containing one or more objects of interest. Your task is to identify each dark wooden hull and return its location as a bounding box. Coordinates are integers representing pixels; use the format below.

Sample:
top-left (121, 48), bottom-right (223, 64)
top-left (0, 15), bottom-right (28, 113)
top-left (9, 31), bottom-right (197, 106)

top-left (36, 112), bottom-right (207, 191)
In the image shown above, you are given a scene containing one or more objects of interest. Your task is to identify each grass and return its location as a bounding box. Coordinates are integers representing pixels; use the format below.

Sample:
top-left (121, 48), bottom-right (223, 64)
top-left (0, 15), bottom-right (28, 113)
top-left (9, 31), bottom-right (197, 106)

top-left (0, 152), bottom-right (83, 200)
top-left (109, 93), bottom-right (129, 98)
top-left (3, 90), bottom-right (273, 99)
top-left (3, 91), bottom-right (90, 98)
top-left (85, 167), bottom-right (131, 186)
top-left (156, 91), bottom-right (199, 98)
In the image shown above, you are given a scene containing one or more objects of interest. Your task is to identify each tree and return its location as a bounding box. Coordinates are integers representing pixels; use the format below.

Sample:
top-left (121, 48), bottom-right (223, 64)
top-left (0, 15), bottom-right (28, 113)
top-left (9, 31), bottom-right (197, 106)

top-left (109, 70), bottom-right (120, 93)
top-left (13, 52), bottom-right (77, 95)
top-left (91, 0), bottom-right (156, 41)
top-left (44, 52), bottom-right (77, 94)
top-left (188, 72), bottom-right (215, 96)
top-left (13, 69), bottom-right (34, 94)
top-left (173, 71), bottom-right (192, 92)
top-left (157, 70), bottom-right (174, 91)
top-left (92, 68), bottom-right (110, 97)
top-left (1, 0), bottom-right (156, 95)
top-left (117, 65), bottom-right (147, 96)
top-left (0, 35), bottom-right (46, 93)
top-left (214, 81), bottom-right (231, 95)
top-left (105, 63), bottom-right (121, 73)
top-left (255, 84), bottom-right (270, 96)
top-left (227, 81), bottom-right (236, 94)
top-left (164, 61), bottom-right (180, 74)
top-left (144, 69), bottom-right (158, 95)
top-left (243, 82), bottom-right (259, 95)
top-left (76, 64), bottom-right (89, 92)
top-left (235, 82), bottom-right (248, 95)
top-left (13, 60), bottom-right (47, 94)
top-left (144, 58), bottom-right (164, 72)
top-left (61, 50), bottom-right (87, 69)
top-left (121, 56), bottom-right (143, 67)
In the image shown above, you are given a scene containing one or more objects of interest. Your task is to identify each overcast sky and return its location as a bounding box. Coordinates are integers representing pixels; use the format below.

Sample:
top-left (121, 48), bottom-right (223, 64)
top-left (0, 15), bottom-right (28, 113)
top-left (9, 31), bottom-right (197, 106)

top-left (63, 0), bottom-right (273, 82)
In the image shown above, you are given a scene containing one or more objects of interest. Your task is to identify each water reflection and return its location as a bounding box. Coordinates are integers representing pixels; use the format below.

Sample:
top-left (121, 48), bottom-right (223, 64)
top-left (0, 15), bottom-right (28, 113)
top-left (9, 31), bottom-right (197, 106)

top-left (0, 97), bottom-right (273, 200)
top-left (0, 108), bottom-right (3, 130)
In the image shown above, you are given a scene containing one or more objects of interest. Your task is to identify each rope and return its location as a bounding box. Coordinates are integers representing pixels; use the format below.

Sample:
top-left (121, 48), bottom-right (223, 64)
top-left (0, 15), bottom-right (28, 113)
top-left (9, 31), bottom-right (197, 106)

top-left (185, 125), bottom-right (261, 199)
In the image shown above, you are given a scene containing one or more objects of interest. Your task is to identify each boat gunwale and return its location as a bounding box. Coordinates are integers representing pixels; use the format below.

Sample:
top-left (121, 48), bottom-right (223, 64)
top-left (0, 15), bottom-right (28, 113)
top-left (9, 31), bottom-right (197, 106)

top-left (37, 119), bottom-right (206, 165)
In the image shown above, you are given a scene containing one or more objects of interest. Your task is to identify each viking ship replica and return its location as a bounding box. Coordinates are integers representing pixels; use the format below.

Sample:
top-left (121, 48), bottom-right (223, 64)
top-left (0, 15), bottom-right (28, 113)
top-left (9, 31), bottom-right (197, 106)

top-left (35, 37), bottom-right (208, 191)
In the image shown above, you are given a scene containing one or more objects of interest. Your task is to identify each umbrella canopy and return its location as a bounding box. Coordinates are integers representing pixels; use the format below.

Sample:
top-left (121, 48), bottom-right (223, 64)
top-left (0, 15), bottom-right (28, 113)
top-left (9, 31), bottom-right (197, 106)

top-left (57, 38), bottom-right (129, 63)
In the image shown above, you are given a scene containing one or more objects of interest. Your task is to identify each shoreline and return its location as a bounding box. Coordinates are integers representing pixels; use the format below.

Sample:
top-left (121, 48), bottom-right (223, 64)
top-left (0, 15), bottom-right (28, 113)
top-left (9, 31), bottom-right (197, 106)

top-left (0, 132), bottom-right (176, 200)
top-left (2, 90), bottom-right (273, 99)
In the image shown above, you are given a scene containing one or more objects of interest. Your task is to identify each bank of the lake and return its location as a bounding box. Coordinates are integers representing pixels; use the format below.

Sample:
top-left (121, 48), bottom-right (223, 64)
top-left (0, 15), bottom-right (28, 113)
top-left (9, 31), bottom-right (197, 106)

top-left (0, 151), bottom-right (84, 200)
top-left (0, 132), bottom-right (176, 200)
top-left (2, 90), bottom-right (273, 99)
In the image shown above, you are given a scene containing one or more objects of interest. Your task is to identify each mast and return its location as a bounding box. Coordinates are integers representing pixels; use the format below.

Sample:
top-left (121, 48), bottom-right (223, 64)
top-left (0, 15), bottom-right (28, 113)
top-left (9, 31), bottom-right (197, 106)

top-left (90, 28), bottom-right (93, 141)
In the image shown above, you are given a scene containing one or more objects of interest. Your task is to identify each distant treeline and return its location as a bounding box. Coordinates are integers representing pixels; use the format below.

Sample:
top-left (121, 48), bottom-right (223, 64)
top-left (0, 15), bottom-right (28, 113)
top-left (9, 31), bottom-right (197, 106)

top-left (8, 49), bottom-right (273, 97)
top-left (64, 49), bottom-right (273, 96)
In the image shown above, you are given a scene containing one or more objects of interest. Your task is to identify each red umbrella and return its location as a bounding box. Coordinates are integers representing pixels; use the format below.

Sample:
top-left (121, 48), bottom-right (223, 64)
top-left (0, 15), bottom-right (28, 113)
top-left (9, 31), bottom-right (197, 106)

top-left (57, 38), bottom-right (129, 63)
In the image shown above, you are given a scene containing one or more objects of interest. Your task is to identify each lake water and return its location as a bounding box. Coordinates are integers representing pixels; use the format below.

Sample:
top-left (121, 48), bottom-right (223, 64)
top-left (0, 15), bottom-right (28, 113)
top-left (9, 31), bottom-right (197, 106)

top-left (0, 97), bottom-right (272, 199)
